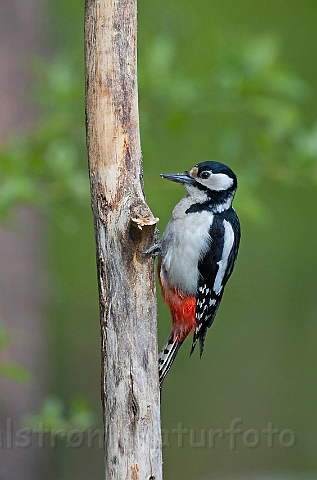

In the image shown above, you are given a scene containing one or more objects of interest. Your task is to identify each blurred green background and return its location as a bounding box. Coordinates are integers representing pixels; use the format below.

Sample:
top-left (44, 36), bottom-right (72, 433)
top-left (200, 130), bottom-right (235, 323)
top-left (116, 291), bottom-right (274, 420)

top-left (0, 0), bottom-right (317, 479)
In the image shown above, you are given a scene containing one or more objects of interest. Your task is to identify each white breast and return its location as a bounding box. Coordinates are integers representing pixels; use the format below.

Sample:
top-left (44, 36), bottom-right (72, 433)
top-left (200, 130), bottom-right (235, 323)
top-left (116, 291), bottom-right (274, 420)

top-left (160, 197), bottom-right (213, 295)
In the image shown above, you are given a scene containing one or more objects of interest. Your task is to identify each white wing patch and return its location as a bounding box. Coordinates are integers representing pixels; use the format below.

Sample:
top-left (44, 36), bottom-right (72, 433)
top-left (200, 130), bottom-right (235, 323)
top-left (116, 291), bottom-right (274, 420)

top-left (213, 219), bottom-right (235, 295)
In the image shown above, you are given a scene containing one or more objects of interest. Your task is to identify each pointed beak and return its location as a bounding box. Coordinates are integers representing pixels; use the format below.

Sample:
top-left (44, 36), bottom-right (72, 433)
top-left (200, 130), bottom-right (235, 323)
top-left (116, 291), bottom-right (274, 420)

top-left (160, 172), bottom-right (194, 186)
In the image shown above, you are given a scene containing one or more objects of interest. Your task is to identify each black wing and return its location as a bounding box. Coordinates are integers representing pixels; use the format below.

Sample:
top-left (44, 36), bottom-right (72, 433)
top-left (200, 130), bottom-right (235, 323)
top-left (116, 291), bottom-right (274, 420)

top-left (191, 209), bottom-right (240, 356)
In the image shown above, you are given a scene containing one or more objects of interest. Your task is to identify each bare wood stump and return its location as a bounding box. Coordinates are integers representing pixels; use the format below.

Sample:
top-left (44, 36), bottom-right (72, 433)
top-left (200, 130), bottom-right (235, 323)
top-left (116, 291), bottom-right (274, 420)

top-left (85, 1), bottom-right (163, 478)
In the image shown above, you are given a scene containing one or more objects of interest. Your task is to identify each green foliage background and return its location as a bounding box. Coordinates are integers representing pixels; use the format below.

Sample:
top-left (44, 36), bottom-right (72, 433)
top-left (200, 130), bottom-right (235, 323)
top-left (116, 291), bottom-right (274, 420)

top-left (1, 0), bottom-right (317, 479)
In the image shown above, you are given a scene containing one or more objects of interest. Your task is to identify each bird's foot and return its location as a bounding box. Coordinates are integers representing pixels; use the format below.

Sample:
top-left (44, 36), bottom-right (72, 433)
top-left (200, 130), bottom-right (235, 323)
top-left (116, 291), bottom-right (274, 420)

top-left (139, 243), bottom-right (162, 257)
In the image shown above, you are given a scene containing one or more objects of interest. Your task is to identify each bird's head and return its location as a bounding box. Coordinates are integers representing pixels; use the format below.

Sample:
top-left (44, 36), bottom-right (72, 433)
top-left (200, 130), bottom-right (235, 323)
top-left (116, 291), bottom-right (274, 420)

top-left (161, 161), bottom-right (237, 205)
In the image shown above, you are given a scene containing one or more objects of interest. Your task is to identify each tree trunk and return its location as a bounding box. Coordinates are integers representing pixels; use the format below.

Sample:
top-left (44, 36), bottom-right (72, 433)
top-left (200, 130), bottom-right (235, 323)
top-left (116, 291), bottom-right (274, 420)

top-left (84, 1), bottom-right (163, 479)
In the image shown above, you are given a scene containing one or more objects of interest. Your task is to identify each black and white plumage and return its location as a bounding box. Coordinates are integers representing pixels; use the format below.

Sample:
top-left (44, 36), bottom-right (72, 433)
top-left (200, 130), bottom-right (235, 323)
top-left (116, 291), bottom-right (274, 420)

top-left (158, 161), bottom-right (241, 386)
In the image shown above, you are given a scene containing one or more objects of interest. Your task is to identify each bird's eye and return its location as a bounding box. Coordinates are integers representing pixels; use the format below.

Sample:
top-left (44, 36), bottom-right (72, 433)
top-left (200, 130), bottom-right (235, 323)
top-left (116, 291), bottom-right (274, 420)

top-left (200, 171), bottom-right (211, 179)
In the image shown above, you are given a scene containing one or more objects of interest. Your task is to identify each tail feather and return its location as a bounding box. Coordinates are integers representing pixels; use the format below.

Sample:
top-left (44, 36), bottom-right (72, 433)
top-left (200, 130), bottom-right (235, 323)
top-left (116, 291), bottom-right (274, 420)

top-left (190, 300), bottom-right (221, 357)
top-left (189, 323), bottom-right (205, 357)
top-left (199, 329), bottom-right (207, 357)
top-left (158, 332), bottom-right (183, 387)
top-left (189, 336), bottom-right (198, 356)
top-left (189, 326), bottom-right (208, 358)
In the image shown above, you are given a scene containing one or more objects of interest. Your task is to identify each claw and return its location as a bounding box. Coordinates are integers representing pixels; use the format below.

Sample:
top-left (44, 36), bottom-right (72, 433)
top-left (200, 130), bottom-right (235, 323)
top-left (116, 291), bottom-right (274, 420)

top-left (139, 243), bottom-right (162, 256)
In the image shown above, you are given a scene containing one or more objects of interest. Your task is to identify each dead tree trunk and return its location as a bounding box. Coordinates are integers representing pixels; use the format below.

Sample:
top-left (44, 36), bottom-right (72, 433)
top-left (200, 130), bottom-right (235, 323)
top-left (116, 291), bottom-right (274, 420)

top-left (84, 1), bottom-right (163, 479)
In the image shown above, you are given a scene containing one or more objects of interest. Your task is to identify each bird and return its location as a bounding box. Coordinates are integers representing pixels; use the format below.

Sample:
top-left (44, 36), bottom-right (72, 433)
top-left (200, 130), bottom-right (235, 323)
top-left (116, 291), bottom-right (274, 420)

top-left (157, 161), bottom-right (240, 387)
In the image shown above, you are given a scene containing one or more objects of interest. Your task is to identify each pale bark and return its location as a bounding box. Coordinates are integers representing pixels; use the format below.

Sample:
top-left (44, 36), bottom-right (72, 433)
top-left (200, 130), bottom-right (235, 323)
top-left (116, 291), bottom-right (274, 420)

top-left (84, 1), bottom-right (162, 479)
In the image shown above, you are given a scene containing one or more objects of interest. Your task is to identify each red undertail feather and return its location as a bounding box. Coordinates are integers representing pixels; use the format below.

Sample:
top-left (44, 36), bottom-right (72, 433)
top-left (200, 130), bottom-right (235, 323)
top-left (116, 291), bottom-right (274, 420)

top-left (160, 279), bottom-right (197, 342)
top-left (158, 271), bottom-right (197, 387)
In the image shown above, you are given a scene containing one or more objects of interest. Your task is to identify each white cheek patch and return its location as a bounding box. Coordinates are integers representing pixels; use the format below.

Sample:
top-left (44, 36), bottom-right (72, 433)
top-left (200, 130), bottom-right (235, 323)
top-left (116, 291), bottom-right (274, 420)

top-left (198, 173), bottom-right (233, 191)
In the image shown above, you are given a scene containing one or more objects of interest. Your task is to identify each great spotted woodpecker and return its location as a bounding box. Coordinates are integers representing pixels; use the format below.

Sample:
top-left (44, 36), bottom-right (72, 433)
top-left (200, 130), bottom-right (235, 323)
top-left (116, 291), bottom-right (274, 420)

top-left (157, 161), bottom-right (240, 387)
